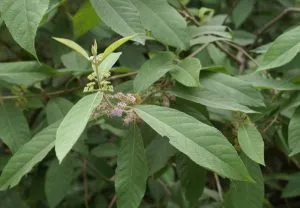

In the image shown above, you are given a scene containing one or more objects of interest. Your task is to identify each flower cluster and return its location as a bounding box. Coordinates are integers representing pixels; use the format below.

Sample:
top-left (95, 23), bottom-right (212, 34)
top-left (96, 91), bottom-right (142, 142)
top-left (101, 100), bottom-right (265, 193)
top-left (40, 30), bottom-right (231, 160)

top-left (92, 92), bottom-right (138, 125)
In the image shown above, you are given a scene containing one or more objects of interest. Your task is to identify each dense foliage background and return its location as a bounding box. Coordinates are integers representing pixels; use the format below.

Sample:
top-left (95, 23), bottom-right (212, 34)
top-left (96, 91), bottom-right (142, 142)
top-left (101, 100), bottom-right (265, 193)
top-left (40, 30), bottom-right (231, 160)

top-left (1, 0), bottom-right (300, 207)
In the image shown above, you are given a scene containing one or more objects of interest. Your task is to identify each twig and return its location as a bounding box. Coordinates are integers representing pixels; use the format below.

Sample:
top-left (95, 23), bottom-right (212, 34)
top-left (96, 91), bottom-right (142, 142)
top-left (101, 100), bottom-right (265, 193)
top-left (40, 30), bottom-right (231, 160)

top-left (263, 115), bottom-right (278, 133)
top-left (0, 86), bottom-right (82, 101)
top-left (222, 41), bottom-right (260, 66)
top-left (108, 195), bottom-right (117, 208)
top-left (178, 10), bottom-right (201, 26)
top-left (256, 7), bottom-right (300, 37)
top-left (214, 173), bottom-right (224, 201)
top-left (108, 72), bottom-right (137, 81)
top-left (157, 179), bottom-right (172, 196)
top-left (215, 42), bottom-right (243, 65)
top-left (83, 159), bottom-right (89, 208)
top-left (187, 43), bottom-right (209, 58)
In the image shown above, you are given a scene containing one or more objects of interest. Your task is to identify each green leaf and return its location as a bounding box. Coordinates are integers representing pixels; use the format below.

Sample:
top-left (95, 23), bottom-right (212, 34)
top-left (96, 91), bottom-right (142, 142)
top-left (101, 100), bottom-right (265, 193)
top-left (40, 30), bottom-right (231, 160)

top-left (99, 52), bottom-right (122, 72)
top-left (53, 37), bottom-right (89, 60)
top-left (91, 143), bottom-right (119, 158)
top-left (238, 123), bottom-right (265, 165)
top-left (189, 25), bottom-right (232, 39)
top-left (90, 0), bottom-right (146, 44)
top-left (282, 173), bottom-right (300, 198)
top-left (171, 85), bottom-right (256, 113)
top-left (45, 157), bottom-right (75, 208)
top-left (0, 0), bottom-right (49, 58)
top-left (0, 121), bottom-right (60, 190)
top-left (239, 74), bottom-right (300, 91)
top-left (288, 107), bottom-right (300, 156)
top-left (134, 53), bottom-right (175, 92)
top-left (0, 101), bottom-right (30, 153)
top-left (170, 57), bottom-right (201, 87)
top-left (146, 136), bottom-right (177, 175)
top-left (115, 126), bottom-right (148, 208)
top-left (55, 92), bottom-right (103, 163)
top-left (200, 72), bottom-right (265, 107)
top-left (46, 97), bottom-right (74, 124)
top-left (0, 62), bottom-right (55, 85)
top-left (232, 0), bottom-right (255, 28)
top-left (102, 36), bottom-right (134, 61)
top-left (258, 26), bottom-right (300, 71)
top-left (72, 0), bottom-right (100, 38)
top-left (134, 105), bottom-right (252, 181)
top-left (176, 154), bottom-right (206, 205)
top-left (224, 154), bottom-right (264, 208)
top-left (132, 0), bottom-right (189, 49)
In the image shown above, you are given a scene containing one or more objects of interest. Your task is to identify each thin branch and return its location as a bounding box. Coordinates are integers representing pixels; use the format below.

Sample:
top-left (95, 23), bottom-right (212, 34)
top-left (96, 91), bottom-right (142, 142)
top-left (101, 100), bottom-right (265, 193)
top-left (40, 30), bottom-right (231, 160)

top-left (214, 173), bottom-right (224, 201)
top-left (83, 159), bottom-right (89, 208)
top-left (0, 86), bottom-right (82, 101)
top-left (187, 43), bottom-right (209, 58)
top-left (108, 72), bottom-right (137, 81)
top-left (215, 42), bottom-right (243, 65)
top-left (157, 179), bottom-right (172, 196)
top-left (222, 41), bottom-right (260, 66)
top-left (108, 195), bottom-right (117, 208)
top-left (256, 7), bottom-right (300, 37)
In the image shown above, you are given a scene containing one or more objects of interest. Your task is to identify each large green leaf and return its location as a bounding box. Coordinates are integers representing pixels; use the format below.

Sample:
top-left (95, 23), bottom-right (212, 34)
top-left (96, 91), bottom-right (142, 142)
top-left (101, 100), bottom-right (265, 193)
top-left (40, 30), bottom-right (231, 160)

top-left (0, 0), bottom-right (49, 57)
top-left (0, 190), bottom-right (29, 208)
top-left (55, 92), bottom-right (103, 163)
top-left (134, 53), bottom-right (175, 92)
top-left (239, 74), bottom-right (300, 91)
top-left (134, 105), bottom-right (252, 181)
top-left (0, 101), bottom-right (30, 153)
top-left (45, 157), bottom-right (75, 208)
top-left (171, 85), bottom-right (256, 113)
top-left (288, 107), bottom-right (300, 156)
top-left (258, 26), bottom-right (300, 71)
top-left (170, 57), bottom-right (201, 87)
top-left (224, 154), bottom-right (264, 208)
top-left (232, 0), bottom-right (255, 28)
top-left (90, 0), bottom-right (145, 44)
top-left (176, 154), bottom-right (206, 205)
top-left (146, 136), bottom-right (177, 175)
top-left (72, 0), bottom-right (100, 38)
top-left (132, 0), bottom-right (189, 49)
top-left (46, 97), bottom-right (74, 124)
top-left (200, 73), bottom-right (265, 107)
top-left (115, 126), bottom-right (148, 208)
top-left (238, 123), bottom-right (265, 165)
top-left (0, 62), bottom-right (55, 85)
top-left (0, 122), bottom-right (60, 190)
top-left (282, 173), bottom-right (300, 198)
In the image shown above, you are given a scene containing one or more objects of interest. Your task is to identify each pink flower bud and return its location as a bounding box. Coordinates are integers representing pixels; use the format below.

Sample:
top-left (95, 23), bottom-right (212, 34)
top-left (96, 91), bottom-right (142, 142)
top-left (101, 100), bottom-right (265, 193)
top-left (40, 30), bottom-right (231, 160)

top-left (110, 107), bottom-right (123, 117)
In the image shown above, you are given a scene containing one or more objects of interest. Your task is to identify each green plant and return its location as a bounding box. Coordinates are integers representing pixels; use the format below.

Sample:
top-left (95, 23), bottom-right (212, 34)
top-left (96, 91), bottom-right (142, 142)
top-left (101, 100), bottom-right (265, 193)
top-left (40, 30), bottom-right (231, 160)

top-left (1, 0), bottom-right (300, 207)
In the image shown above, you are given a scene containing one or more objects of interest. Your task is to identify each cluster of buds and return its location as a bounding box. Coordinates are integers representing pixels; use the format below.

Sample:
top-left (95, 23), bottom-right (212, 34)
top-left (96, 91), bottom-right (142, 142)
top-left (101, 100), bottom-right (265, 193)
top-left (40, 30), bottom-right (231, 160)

top-left (92, 92), bottom-right (139, 125)
top-left (84, 40), bottom-right (114, 93)
top-left (11, 86), bottom-right (28, 108)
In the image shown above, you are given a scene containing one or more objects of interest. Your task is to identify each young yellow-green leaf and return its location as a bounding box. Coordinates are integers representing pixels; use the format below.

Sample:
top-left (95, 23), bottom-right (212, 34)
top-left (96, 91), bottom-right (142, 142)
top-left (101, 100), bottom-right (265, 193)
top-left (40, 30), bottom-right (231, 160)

top-left (134, 105), bottom-right (252, 181)
top-left (53, 37), bottom-right (89, 60)
top-left (224, 154), bottom-right (264, 208)
top-left (134, 53), bottom-right (175, 92)
top-left (172, 85), bottom-right (256, 113)
top-left (45, 157), bottom-right (75, 208)
top-left (132, 0), bottom-right (189, 50)
top-left (46, 97), bottom-right (74, 124)
top-left (176, 154), bottom-right (206, 205)
top-left (102, 36), bottom-right (135, 61)
top-left (72, 0), bottom-right (100, 38)
top-left (0, 122), bottom-right (60, 190)
top-left (0, 101), bottom-right (31, 153)
top-left (55, 92), bottom-right (103, 163)
top-left (115, 126), bottom-right (148, 208)
top-left (170, 57), bottom-right (201, 87)
top-left (0, 0), bottom-right (49, 58)
top-left (288, 107), bottom-right (300, 156)
top-left (258, 25), bottom-right (300, 71)
top-left (0, 62), bottom-right (56, 86)
top-left (238, 123), bottom-right (265, 165)
top-left (90, 0), bottom-right (146, 44)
